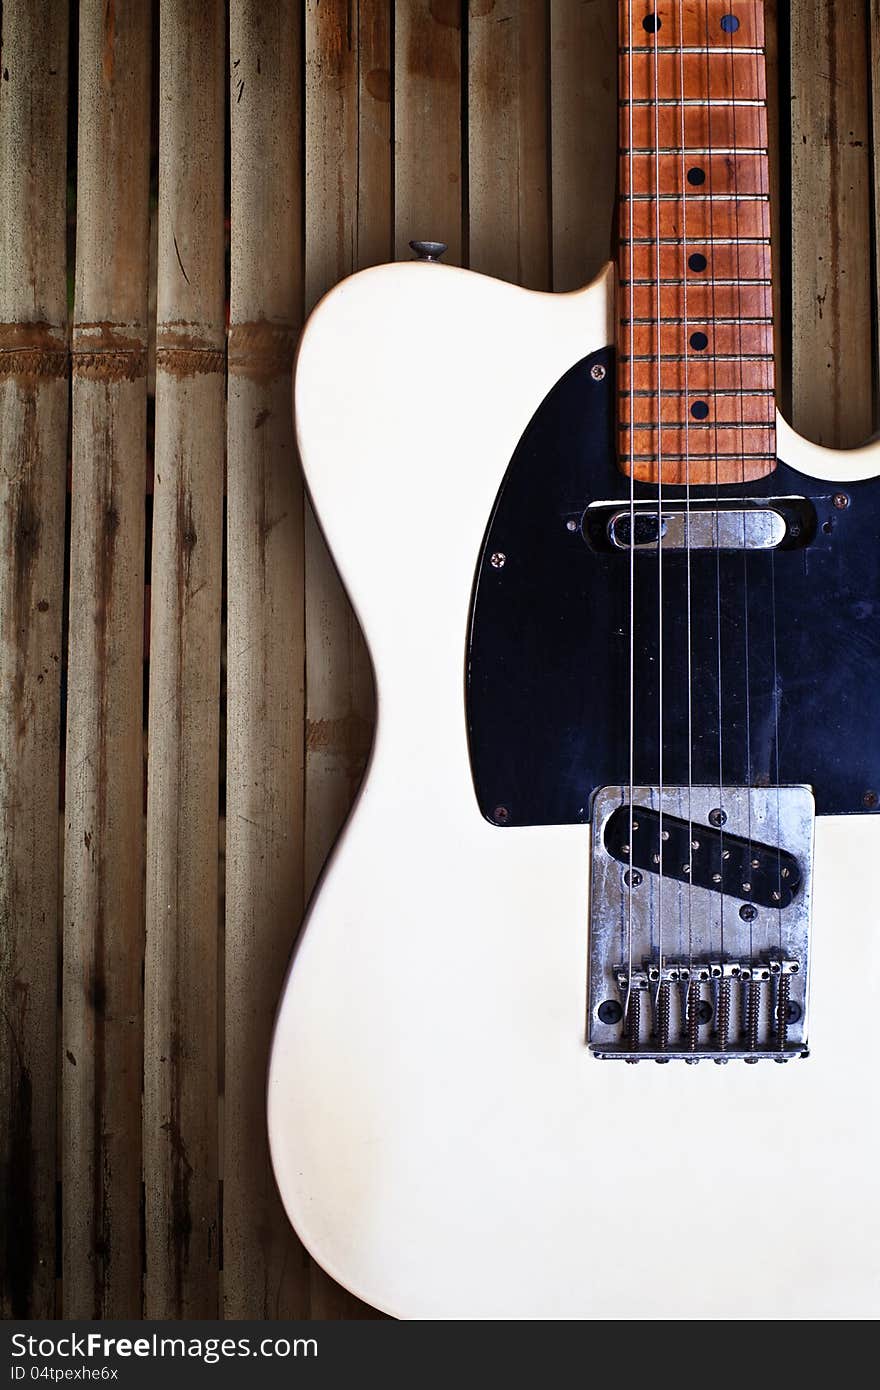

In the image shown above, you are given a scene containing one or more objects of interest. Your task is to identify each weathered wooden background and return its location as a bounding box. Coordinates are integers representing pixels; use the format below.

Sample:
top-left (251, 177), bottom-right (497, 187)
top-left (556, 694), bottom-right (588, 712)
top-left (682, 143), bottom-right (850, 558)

top-left (1, 0), bottom-right (878, 1320)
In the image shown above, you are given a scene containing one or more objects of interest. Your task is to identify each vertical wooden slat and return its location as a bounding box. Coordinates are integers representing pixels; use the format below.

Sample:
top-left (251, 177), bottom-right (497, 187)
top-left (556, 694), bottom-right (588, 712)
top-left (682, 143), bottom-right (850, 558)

top-left (0, 0), bottom-right (68, 1319)
top-left (225, 0), bottom-right (308, 1319)
top-left (468, 0), bottom-right (550, 289)
top-left (63, 0), bottom-right (152, 1318)
top-left (303, 0), bottom-right (391, 1319)
top-left (62, 0), bottom-right (152, 1318)
top-left (144, 0), bottom-right (225, 1318)
top-left (357, 2), bottom-right (394, 271)
top-left (790, 0), bottom-right (873, 447)
top-left (394, 0), bottom-right (463, 262)
top-left (303, 3), bottom-right (382, 907)
top-left (549, 0), bottom-right (617, 290)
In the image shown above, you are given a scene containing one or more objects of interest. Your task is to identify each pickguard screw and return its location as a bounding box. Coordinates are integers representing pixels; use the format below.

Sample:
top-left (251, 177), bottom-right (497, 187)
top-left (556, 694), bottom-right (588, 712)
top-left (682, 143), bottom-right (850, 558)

top-left (590, 363), bottom-right (606, 381)
top-left (863, 790), bottom-right (879, 809)
top-left (493, 805), bottom-right (509, 823)
top-left (709, 807), bottom-right (727, 827)
top-left (490, 551), bottom-right (506, 569)
top-left (832, 492), bottom-right (850, 510)
top-left (566, 519), bottom-right (578, 532)
top-left (740, 903), bottom-right (758, 922)
top-left (624, 869), bottom-right (642, 887)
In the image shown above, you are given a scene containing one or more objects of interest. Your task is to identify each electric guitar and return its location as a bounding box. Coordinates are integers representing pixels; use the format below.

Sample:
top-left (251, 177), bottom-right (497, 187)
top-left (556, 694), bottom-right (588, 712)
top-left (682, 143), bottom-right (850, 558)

top-left (268, 1), bottom-right (880, 1318)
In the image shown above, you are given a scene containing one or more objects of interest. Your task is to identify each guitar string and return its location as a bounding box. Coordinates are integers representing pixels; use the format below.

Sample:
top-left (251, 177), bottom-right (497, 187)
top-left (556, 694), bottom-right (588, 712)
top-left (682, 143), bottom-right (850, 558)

top-left (751, 6), bottom-right (785, 987)
top-left (727, 2), bottom-right (757, 983)
top-left (704, 0), bottom-right (726, 979)
top-left (651, 1), bottom-right (666, 1019)
top-left (626, 0), bottom-right (637, 1028)
top-left (677, 0), bottom-right (695, 999)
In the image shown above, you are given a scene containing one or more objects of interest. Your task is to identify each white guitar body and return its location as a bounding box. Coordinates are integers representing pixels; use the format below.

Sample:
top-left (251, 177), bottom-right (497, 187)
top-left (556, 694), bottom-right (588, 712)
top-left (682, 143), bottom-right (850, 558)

top-left (268, 261), bottom-right (880, 1320)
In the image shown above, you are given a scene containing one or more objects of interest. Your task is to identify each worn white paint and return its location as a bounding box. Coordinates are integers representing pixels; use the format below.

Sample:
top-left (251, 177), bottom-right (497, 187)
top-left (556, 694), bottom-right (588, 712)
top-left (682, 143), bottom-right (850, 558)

top-left (268, 261), bottom-right (880, 1319)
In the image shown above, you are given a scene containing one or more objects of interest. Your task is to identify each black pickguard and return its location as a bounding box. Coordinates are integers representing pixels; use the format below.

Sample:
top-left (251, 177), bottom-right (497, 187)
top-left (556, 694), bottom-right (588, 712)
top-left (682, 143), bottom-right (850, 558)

top-left (466, 348), bottom-right (880, 825)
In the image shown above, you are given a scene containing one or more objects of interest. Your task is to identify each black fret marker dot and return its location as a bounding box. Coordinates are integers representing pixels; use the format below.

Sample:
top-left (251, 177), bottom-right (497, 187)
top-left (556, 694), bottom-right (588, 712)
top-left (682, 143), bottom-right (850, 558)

top-left (688, 253), bottom-right (708, 272)
top-left (691, 400), bottom-right (710, 420)
top-left (642, 14), bottom-right (661, 32)
top-left (690, 332), bottom-right (709, 351)
top-left (721, 15), bottom-right (740, 33)
top-left (687, 167), bottom-right (706, 186)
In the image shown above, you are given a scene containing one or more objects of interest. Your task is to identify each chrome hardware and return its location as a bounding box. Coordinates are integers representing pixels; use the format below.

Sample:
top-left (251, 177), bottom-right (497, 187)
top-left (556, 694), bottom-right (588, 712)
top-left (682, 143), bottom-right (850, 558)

top-left (588, 786), bottom-right (814, 1063)
top-left (606, 506), bottom-right (786, 551)
top-left (409, 239), bottom-right (448, 261)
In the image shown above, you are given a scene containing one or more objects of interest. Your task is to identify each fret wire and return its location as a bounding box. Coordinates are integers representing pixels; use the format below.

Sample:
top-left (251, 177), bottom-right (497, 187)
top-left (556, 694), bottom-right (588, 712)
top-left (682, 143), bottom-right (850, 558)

top-left (620, 236), bottom-right (770, 245)
top-left (626, 453), bottom-right (777, 462)
top-left (620, 353), bottom-right (775, 362)
top-left (623, 316), bottom-right (774, 324)
top-left (621, 98), bottom-right (766, 107)
top-left (621, 46), bottom-right (766, 56)
top-left (622, 147), bottom-right (769, 155)
top-left (622, 278), bottom-right (773, 286)
top-left (623, 422), bottom-right (778, 431)
top-left (620, 388), bottom-right (775, 397)
top-left (620, 193), bottom-right (769, 202)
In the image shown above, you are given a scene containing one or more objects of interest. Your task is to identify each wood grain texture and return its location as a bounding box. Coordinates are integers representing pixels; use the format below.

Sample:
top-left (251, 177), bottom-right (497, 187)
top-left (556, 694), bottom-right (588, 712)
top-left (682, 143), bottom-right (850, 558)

top-left (0, 0), bottom-right (68, 1319)
top-left (144, 0), bottom-right (226, 1319)
top-left (468, 0), bottom-right (550, 289)
top-left (303, 4), bottom-right (386, 1317)
top-left (63, 0), bottom-right (151, 1318)
top-left (790, 0), bottom-right (873, 448)
top-left (618, 1), bottom-right (775, 483)
top-left (550, 0), bottom-right (617, 289)
top-left (394, 0), bottom-right (463, 263)
top-left (225, 0), bottom-right (309, 1319)
top-left (763, 0), bottom-right (783, 394)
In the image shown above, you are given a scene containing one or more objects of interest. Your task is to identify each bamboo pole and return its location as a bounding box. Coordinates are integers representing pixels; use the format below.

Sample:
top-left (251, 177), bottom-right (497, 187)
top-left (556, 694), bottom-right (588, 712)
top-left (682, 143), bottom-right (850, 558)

top-left (549, 0), bottom-right (617, 290)
top-left (63, 0), bottom-right (152, 1316)
top-left (468, 0), bottom-right (551, 289)
top-left (303, 0), bottom-right (390, 1319)
top-left (302, 1), bottom-right (378, 924)
top-left (356, 2), bottom-right (394, 272)
top-left (143, 0), bottom-right (225, 1319)
top-left (790, 0), bottom-right (873, 447)
top-left (225, 0), bottom-right (309, 1318)
top-left (394, 0), bottom-right (463, 262)
top-left (0, 0), bottom-right (68, 1319)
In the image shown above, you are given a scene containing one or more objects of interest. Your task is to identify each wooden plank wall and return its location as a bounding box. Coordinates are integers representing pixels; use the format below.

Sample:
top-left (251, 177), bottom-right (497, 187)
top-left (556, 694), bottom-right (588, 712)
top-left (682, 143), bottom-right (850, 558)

top-left (1, 0), bottom-right (879, 1320)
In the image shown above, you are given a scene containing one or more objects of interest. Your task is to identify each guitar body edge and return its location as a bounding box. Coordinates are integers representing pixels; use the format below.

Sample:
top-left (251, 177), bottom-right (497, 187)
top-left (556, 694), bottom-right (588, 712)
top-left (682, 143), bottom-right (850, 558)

top-left (268, 260), bottom-right (880, 1320)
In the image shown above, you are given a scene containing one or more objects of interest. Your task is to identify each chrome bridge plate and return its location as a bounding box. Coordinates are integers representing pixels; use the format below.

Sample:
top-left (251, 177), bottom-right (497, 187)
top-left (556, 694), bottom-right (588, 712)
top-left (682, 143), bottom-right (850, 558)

top-left (588, 785), bottom-right (814, 1063)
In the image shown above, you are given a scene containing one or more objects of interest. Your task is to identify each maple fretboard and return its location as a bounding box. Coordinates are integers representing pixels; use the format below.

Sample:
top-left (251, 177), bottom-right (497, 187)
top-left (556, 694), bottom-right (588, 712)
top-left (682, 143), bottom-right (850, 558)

top-left (618, 0), bottom-right (775, 484)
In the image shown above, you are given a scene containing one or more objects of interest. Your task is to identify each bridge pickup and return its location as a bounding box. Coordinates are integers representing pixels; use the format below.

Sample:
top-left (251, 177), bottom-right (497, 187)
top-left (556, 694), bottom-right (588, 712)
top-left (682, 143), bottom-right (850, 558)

top-left (604, 804), bottom-right (801, 909)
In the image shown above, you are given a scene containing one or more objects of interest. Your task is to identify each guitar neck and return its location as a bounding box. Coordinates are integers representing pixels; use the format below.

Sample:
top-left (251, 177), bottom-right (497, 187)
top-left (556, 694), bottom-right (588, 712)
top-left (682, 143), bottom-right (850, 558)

top-left (618, 1), bottom-right (776, 485)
